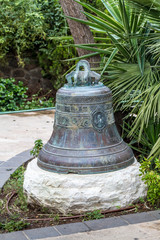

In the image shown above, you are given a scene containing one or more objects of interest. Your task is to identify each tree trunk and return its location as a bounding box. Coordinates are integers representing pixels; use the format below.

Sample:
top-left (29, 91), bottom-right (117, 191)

top-left (59, 0), bottom-right (100, 67)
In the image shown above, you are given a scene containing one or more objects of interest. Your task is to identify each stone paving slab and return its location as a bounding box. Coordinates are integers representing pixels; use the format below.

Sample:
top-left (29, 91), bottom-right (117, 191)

top-left (0, 171), bottom-right (13, 187)
top-left (0, 110), bottom-right (54, 189)
top-left (0, 149), bottom-right (33, 168)
top-left (0, 180), bottom-right (5, 189)
top-left (24, 227), bottom-right (60, 240)
top-left (121, 211), bottom-right (157, 224)
top-left (1, 231), bottom-right (28, 240)
top-left (54, 222), bottom-right (89, 236)
top-left (0, 149), bottom-right (34, 189)
top-left (84, 216), bottom-right (128, 230)
top-left (39, 220), bottom-right (160, 240)
top-left (150, 210), bottom-right (160, 220)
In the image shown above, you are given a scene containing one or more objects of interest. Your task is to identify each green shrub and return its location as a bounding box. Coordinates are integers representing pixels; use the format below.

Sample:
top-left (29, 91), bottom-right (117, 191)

top-left (140, 158), bottom-right (160, 207)
top-left (38, 39), bottom-right (77, 90)
top-left (36, 1), bottom-right (77, 89)
top-left (30, 139), bottom-right (43, 157)
top-left (0, 78), bottom-right (54, 112)
top-left (0, 78), bottom-right (27, 111)
top-left (72, 0), bottom-right (160, 160)
top-left (0, 0), bottom-right (46, 64)
top-left (0, 0), bottom-right (67, 62)
top-left (0, 0), bottom-right (76, 89)
top-left (38, 0), bottom-right (67, 37)
top-left (20, 93), bottom-right (54, 110)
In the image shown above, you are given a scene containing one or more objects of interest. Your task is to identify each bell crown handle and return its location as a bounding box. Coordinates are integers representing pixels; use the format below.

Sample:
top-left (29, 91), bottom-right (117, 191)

top-left (66, 60), bottom-right (100, 87)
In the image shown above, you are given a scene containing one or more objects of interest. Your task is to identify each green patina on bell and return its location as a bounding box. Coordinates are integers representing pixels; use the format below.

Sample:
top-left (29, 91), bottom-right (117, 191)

top-left (37, 60), bottom-right (134, 174)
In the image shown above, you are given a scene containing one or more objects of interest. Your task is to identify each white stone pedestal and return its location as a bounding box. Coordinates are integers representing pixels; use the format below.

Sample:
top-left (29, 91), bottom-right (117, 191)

top-left (23, 158), bottom-right (147, 214)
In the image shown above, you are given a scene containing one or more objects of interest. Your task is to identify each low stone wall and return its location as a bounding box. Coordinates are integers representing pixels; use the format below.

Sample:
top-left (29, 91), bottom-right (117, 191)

top-left (0, 55), bottom-right (53, 96)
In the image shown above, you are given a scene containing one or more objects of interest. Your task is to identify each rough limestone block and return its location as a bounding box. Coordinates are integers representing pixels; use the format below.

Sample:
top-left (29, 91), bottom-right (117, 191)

top-left (23, 158), bottom-right (147, 214)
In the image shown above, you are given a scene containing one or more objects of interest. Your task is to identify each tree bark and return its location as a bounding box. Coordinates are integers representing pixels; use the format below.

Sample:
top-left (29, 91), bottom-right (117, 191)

top-left (59, 0), bottom-right (100, 67)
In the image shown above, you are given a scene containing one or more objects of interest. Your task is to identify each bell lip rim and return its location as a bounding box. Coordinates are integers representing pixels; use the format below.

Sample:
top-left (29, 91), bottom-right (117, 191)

top-left (40, 144), bottom-right (129, 158)
top-left (37, 157), bottom-right (135, 175)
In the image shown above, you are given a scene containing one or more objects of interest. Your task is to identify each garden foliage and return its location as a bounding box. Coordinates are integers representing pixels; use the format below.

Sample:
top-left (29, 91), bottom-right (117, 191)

top-left (0, 78), bottom-right (54, 111)
top-left (30, 139), bottom-right (43, 157)
top-left (0, 0), bottom-right (76, 89)
top-left (0, 78), bottom-right (27, 111)
top-left (70, 0), bottom-right (160, 159)
top-left (140, 157), bottom-right (160, 207)
top-left (0, 0), bottom-right (103, 90)
top-left (0, 0), bottom-right (45, 64)
top-left (36, 0), bottom-right (77, 89)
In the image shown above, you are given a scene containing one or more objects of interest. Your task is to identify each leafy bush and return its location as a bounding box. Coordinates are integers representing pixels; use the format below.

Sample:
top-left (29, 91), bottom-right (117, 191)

top-left (0, 78), bottom-right (54, 112)
top-left (30, 139), bottom-right (43, 157)
top-left (20, 93), bottom-right (54, 110)
top-left (140, 158), bottom-right (160, 207)
top-left (122, 119), bottom-right (160, 158)
top-left (0, 0), bottom-right (46, 64)
top-left (38, 0), bottom-right (67, 37)
top-left (0, 0), bottom-right (67, 61)
top-left (0, 78), bottom-right (27, 111)
top-left (38, 39), bottom-right (77, 90)
top-left (36, 1), bottom-right (77, 89)
top-left (0, 0), bottom-right (77, 90)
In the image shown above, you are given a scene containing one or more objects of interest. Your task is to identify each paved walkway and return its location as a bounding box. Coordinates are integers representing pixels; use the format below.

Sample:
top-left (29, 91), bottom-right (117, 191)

top-left (1, 217), bottom-right (160, 240)
top-left (0, 110), bottom-right (55, 188)
top-left (42, 220), bottom-right (160, 240)
top-left (0, 110), bottom-right (55, 162)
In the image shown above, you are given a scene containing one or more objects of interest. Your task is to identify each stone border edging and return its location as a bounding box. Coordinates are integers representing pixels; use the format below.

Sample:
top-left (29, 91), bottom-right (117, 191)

top-left (0, 149), bottom-right (34, 189)
top-left (1, 211), bottom-right (160, 240)
top-left (0, 150), bottom-right (160, 240)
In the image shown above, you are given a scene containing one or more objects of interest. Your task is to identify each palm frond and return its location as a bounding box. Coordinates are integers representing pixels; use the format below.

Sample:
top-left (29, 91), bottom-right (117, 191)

top-left (65, 0), bottom-right (160, 154)
top-left (149, 137), bottom-right (160, 158)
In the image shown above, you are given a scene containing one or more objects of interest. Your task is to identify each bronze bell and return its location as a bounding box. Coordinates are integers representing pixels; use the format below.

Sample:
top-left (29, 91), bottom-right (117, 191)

top-left (37, 60), bottom-right (134, 174)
